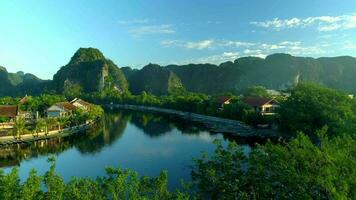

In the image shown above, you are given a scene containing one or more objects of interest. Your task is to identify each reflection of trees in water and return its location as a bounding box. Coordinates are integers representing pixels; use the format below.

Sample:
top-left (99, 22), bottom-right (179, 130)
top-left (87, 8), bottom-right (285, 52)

top-left (0, 109), bottom-right (255, 168)
top-left (74, 112), bottom-right (130, 154)
top-left (129, 111), bottom-right (173, 137)
top-left (0, 111), bottom-right (131, 168)
top-left (125, 110), bottom-right (209, 137)
top-left (0, 138), bottom-right (74, 168)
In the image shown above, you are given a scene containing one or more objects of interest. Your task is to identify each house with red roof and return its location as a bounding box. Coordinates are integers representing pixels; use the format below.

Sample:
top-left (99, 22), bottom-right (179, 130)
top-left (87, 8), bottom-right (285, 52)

top-left (243, 97), bottom-right (279, 115)
top-left (215, 96), bottom-right (232, 109)
top-left (0, 105), bottom-right (19, 122)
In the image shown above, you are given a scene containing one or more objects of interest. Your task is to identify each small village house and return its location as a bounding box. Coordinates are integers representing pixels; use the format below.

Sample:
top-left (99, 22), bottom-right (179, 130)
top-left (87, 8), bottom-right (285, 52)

top-left (47, 102), bottom-right (77, 118)
top-left (243, 97), bottom-right (279, 115)
top-left (71, 98), bottom-right (92, 111)
top-left (19, 95), bottom-right (30, 104)
top-left (0, 105), bottom-right (19, 122)
top-left (216, 96), bottom-right (231, 109)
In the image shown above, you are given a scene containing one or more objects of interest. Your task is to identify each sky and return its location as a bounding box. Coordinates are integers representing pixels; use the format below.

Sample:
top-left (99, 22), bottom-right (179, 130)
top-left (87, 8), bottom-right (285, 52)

top-left (1, 0), bottom-right (356, 79)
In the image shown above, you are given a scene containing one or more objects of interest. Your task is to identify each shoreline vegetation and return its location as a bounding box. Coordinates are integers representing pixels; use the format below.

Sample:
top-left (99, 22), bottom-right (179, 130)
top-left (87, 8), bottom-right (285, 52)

top-left (0, 96), bottom-right (104, 145)
top-left (0, 83), bottom-right (355, 199)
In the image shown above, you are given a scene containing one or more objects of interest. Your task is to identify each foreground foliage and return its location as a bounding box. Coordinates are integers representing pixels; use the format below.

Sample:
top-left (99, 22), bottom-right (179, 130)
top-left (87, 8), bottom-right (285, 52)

top-left (192, 131), bottom-right (356, 200)
top-left (279, 83), bottom-right (356, 136)
top-left (0, 157), bottom-right (190, 200)
top-left (0, 131), bottom-right (354, 200)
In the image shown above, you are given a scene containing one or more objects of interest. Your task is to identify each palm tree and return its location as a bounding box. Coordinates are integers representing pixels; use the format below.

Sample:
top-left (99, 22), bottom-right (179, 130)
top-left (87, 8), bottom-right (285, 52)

top-left (12, 118), bottom-right (26, 140)
top-left (35, 118), bottom-right (46, 137)
top-left (45, 117), bottom-right (57, 135)
top-left (58, 117), bottom-right (68, 131)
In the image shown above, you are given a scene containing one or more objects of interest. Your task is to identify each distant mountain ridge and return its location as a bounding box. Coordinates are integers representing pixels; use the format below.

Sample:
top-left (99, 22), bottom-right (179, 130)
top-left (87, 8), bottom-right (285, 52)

top-left (124, 53), bottom-right (356, 94)
top-left (1, 48), bottom-right (356, 97)
top-left (0, 66), bottom-right (47, 96)
top-left (126, 63), bottom-right (185, 95)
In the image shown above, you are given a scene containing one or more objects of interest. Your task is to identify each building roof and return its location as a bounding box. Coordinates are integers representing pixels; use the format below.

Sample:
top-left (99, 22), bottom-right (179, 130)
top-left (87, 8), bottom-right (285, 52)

top-left (0, 105), bottom-right (18, 118)
top-left (216, 96), bottom-right (231, 104)
top-left (243, 97), bottom-right (278, 107)
top-left (71, 98), bottom-right (92, 108)
top-left (48, 102), bottom-right (77, 112)
top-left (19, 95), bottom-right (30, 104)
top-left (58, 102), bottom-right (77, 111)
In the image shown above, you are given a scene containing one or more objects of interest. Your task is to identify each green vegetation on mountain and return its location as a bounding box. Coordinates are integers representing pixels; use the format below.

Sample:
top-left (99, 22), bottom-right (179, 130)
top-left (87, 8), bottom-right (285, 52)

top-left (127, 63), bottom-right (185, 95)
top-left (52, 48), bottom-right (128, 95)
top-left (163, 53), bottom-right (356, 94)
top-left (2, 50), bottom-right (356, 97)
top-left (119, 53), bottom-right (356, 95)
top-left (0, 66), bottom-right (46, 96)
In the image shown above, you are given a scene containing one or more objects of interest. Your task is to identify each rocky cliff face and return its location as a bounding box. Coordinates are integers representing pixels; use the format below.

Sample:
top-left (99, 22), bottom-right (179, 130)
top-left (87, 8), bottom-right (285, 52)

top-left (2, 51), bottom-right (356, 97)
top-left (52, 48), bottom-right (128, 93)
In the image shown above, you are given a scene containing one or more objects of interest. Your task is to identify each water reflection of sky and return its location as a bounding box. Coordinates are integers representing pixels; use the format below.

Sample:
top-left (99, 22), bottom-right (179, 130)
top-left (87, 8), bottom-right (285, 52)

top-left (1, 110), bottom-right (250, 189)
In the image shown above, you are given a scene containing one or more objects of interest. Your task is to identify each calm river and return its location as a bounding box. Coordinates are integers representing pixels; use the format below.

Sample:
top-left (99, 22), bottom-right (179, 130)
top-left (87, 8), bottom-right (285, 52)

top-left (0, 109), bottom-right (254, 189)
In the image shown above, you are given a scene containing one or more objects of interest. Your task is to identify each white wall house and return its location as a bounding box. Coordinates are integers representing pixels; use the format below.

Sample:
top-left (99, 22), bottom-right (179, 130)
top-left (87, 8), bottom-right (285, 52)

top-left (47, 102), bottom-right (76, 118)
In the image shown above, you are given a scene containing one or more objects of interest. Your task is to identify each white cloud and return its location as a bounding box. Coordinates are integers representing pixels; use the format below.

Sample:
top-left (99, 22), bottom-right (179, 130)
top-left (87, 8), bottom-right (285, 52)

top-left (161, 39), bottom-right (214, 50)
top-left (222, 40), bottom-right (322, 55)
top-left (222, 51), bottom-right (240, 58)
top-left (118, 19), bottom-right (150, 25)
top-left (196, 51), bottom-right (240, 63)
top-left (162, 38), bottom-right (327, 62)
top-left (220, 40), bottom-right (255, 48)
top-left (185, 40), bottom-right (214, 50)
top-left (251, 14), bottom-right (356, 32)
top-left (129, 24), bottom-right (175, 36)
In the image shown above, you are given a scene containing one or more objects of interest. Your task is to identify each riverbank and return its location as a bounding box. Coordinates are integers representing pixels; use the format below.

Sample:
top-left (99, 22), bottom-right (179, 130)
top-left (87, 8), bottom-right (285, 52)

top-left (109, 104), bottom-right (283, 138)
top-left (0, 122), bottom-right (93, 146)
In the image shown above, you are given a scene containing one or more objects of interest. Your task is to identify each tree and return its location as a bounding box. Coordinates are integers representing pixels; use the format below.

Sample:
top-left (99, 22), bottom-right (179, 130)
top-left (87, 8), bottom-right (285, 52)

top-left (0, 168), bottom-right (20, 199)
top-left (192, 132), bottom-right (356, 199)
top-left (12, 118), bottom-right (27, 139)
top-left (34, 118), bottom-right (46, 137)
top-left (58, 116), bottom-right (69, 131)
top-left (242, 86), bottom-right (270, 98)
top-left (45, 117), bottom-right (58, 135)
top-left (87, 105), bottom-right (104, 121)
top-left (20, 169), bottom-right (42, 200)
top-left (0, 157), bottom-right (191, 200)
top-left (43, 157), bottom-right (65, 200)
top-left (278, 83), bottom-right (356, 136)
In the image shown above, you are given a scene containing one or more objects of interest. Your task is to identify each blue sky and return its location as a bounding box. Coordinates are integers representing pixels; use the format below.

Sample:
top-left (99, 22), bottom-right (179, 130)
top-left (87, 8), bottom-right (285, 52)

top-left (1, 0), bottom-right (356, 79)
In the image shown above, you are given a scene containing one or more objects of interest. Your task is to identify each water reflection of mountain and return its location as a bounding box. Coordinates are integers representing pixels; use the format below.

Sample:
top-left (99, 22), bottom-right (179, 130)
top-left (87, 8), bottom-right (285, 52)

top-left (124, 110), bottom-right (210, 137)
top-left (129, 112), bottom-right (173, 137)
top-left (74, 111), bottom-right (130, 154)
